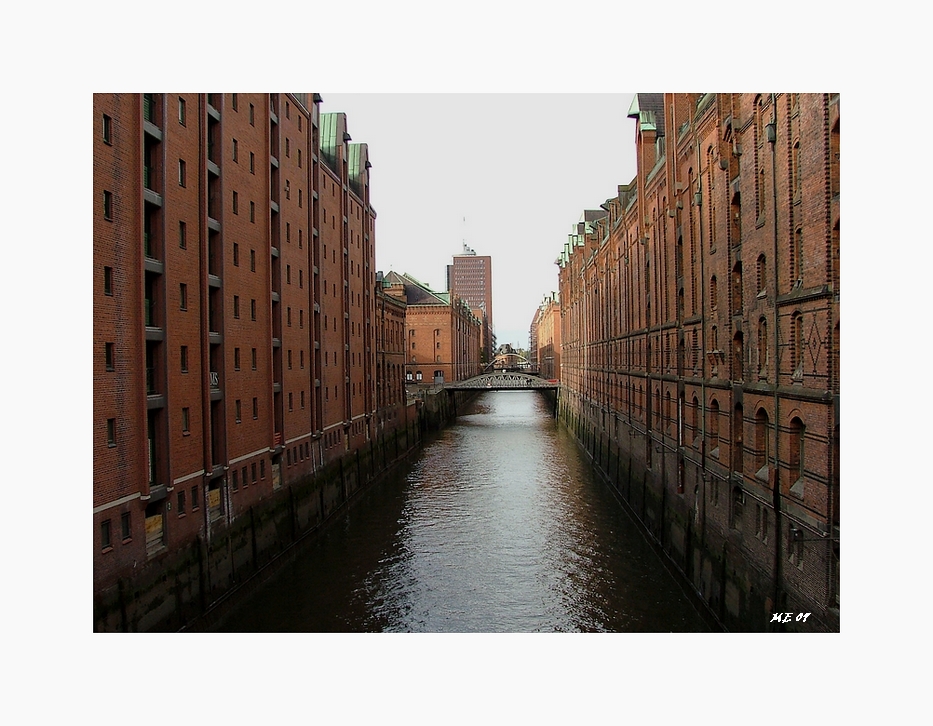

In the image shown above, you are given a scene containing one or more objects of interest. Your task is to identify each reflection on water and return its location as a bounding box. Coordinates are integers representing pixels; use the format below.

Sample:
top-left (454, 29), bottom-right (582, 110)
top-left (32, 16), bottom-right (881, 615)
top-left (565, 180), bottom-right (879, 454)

top-left (216, 392), bottom-right (709, 632)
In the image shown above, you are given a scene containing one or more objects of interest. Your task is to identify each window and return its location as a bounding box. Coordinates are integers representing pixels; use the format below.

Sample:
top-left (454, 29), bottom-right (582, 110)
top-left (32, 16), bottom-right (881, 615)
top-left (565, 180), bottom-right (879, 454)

top-left (757, 254), bottom-right (767, 296)
top-left (250, 299), bottom-right (256, 321)
top-left (180, 283), bottom-right (187, 311)
top-left (731, 487), bottom-right (744, 531)
top-left (251, 463), bottom-right (257, 483)
top-left (101, 519), bottom-right (112, 550)
top-left (300, 350), bottom-right (304, 368)
top-left (233, 242), bottom-right (239, 266)
top-left (250, 201), bottom-right (255, 222)
top-left (299, 269), bottom-right (303, 288)
top-left (105, 342), bottom-right (115, 371)
top-left (178, 159), bottom-right (186, 187)
top-left (107, 418), bottom-right (116, 447)
top-left (103, 191), bottom-right (113, 220)
top-left (288, 349), bottom-right (292, 369)
top-left (235, 399), bottom-right (242, 423)
top-left (233, 139), bottom-right (238, 162)
top-left (233, 295), bottom-right (240, 319)
top-left (249, 103), bottom-right (254, 125)
top-left (234, 347), bottom-right (241, 370)
top-left (710, 276), bottom-right (718, 310)
top-left (792, 312), bottom-right (804, 378)
top-left (287, 307), bottom-right (292, 327)
top-left (289, 392), bottom-right (293, 411)
top-left (287, 264), bottom-right (291, 284)
top-left (120, 511), bottom-right (132, 540)
top-left (182, 407), bottom-right (190, 433)
top-left (179, 221), bottom-right (187, 249)
top-left (232, 470), bottom-right (239, 491)
top-left (232, 93), bottom-right (238, 111)
top-left (104, 266), bottom-right (113, 295)
top-left (191, 486), bottom-right (199, 510)
top-left (298, 149), bottom-right (302, 168)
top-left (178, 97), bottom-right (186, 125)
top-left (299, 310), bottom-right (303, 329)
top-left (249, 152), bottom-right (254, 173)
top-left (251, 348), bottom-right (257, 370)
top-left (790, 417), bottom-right (805, 495)
top-left (755, 408), bottom-right (770, 480)
top-left (253, 397), bottom-right (258, 419)
top-left (241, 466), bottom-right (247, 487)
top-left (286, 138), bottom-right (290, 157)
top-left (181, 345), bottom-right (188, 373)
top-left (261, 460), bottom-right (265, 479)
top-left (250, 249), bottom-right (256, 271)
top-left (102, 114), bottom-right (112, 144)
top-left (233, 191), bottom-right (239, 215)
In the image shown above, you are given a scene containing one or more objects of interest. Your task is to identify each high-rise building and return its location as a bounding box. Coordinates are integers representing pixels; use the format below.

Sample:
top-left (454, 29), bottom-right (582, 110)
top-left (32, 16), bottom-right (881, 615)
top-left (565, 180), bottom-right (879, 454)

top-left (446, 244), bottom-right (494, 365)
top-left (93, 93), bottom-right (388, 596)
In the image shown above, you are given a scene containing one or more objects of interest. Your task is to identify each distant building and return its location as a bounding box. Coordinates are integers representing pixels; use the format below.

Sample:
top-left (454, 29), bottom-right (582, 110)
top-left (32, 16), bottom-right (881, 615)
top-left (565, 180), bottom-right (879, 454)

top-left (530, 293), bottom-right (561, 380)
top-left (447, 244), bottom-right (494, 364)
top-left (383, 271), bottom-right (482, 384)
top-left (375, 272), bottom-right (408, 431)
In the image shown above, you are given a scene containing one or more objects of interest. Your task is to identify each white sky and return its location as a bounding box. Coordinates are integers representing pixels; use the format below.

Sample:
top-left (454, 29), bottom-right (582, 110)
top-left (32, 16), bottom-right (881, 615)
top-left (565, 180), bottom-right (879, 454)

top-left (323, 93), bottom-right (638, 348)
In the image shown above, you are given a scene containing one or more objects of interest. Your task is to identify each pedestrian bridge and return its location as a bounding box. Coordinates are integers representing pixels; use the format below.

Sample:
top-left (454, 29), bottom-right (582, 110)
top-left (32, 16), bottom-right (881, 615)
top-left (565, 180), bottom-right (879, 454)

top-left (445, 371), bottom-right (559, 391)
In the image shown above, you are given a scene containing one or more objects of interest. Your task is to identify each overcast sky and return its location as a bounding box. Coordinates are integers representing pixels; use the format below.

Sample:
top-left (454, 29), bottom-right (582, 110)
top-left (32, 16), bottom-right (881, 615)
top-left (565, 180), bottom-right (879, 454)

top-left (323, 94), bottom-right (638, 349)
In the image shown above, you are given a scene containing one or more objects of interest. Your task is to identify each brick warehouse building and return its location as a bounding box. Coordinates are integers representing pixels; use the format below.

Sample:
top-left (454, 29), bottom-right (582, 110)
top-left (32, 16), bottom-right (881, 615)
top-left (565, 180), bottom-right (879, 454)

top-left (529, 292), bottom-right (561, 380)
top-left (556, 94), bottom-right (839, 631)
top-left (383, 271), bottom-right (482, 385)
top-left (93, 93), bottom-right (408, 603)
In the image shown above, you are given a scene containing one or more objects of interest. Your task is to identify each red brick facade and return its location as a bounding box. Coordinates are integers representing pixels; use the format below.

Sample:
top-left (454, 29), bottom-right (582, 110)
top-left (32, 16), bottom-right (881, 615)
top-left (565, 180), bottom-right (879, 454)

top-left (556, 94), bottom-right (840, 631)
top-left (93, 94), bottom-right (393, 593)
top-left (384, 272), bottom-right (483, 385)
top-left (529, 293), bottom-right (561, 380)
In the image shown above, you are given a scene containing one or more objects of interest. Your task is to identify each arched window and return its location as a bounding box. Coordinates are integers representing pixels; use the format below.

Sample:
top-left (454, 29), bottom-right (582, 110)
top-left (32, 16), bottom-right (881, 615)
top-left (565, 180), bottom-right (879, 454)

top-left (692, 395), bottom-right (700, 445)
top-left (732, 403), bottom-right (744, 474)
top-left (709, 398), bottom-right (720, 458)
top-left (731, 262), bottom-right (743, 314)
top-left (757, 317), bottom-right (768, 377)
top-left (831, 118), bottom-right (840, 198)
top-left (793, 228), bottom-right (804, 286)
top-left (789, 416), bottom-right (805, 497)
top-left (755, 407), bottom-right (770, 481)
top-left (733, 331), bottom-right (744, 381)
top-left (792, 139), bottom-right (801, 199)
top-left (756, 254), bottom-right (767, 296)
top-left (730, 192), bottom-right (742, 247)
top-left (710, 275), bottom-right (718, 310)
top-left (731, 486), bottom-right (744, 531)
top-left (792, 312), bottom-right (804, 380)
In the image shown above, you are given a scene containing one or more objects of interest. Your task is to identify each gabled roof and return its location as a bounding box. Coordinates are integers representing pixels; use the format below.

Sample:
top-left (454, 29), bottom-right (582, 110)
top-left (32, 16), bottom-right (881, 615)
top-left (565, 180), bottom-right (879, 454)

top-left (627, 93), bottom-right (665, 137)
top-left (382, 271), bottom-right (449, 305)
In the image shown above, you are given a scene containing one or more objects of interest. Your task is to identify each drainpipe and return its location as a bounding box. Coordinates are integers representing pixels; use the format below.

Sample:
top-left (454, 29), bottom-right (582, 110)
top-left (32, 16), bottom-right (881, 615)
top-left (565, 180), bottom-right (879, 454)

top-left (768, 93), bottom-right (783, 613)
top-left (695, 125), bottom-right (708, 540)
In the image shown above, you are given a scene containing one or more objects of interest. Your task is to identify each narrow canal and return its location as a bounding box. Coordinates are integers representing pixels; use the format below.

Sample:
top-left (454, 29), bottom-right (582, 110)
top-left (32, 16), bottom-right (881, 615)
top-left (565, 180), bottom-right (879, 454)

top-left (215, 391), bottom-right (710, 632)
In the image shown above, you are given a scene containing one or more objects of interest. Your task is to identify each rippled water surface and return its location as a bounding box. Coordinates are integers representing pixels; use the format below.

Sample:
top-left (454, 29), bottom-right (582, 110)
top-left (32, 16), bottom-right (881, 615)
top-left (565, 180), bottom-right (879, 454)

top-left (217, 392), bottom-right (709, 632)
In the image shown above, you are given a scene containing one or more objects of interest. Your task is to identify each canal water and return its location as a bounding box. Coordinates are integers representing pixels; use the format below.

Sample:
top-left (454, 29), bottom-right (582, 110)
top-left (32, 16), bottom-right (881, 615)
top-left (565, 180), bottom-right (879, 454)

top-left (215, 391), bottom-right (710, 632)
